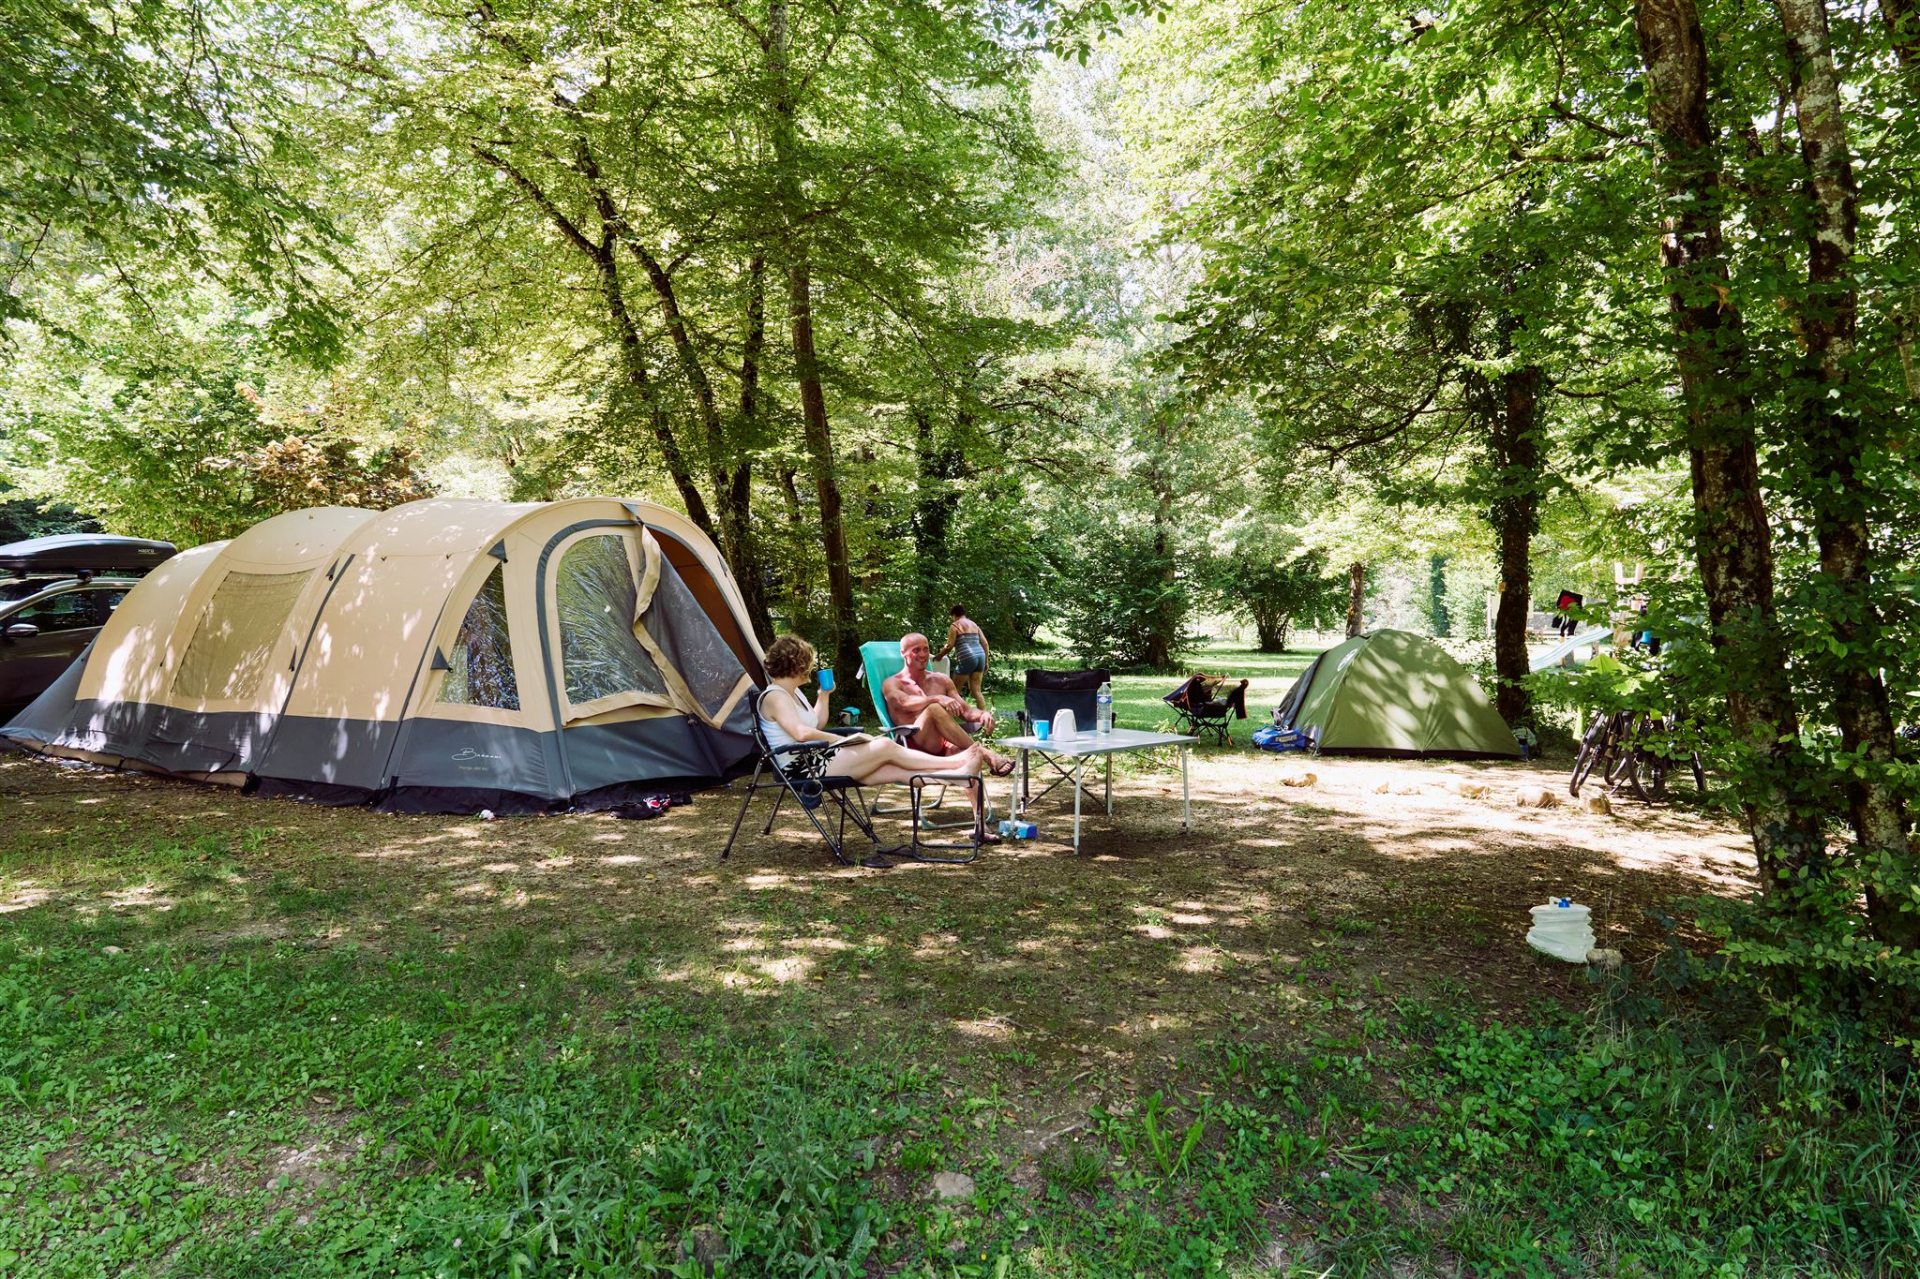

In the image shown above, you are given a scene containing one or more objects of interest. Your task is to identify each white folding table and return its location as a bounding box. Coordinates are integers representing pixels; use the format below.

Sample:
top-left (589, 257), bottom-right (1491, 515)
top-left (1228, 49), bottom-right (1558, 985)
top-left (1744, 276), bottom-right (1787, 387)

top-left (1000, 727), bottom-right (1197, 854)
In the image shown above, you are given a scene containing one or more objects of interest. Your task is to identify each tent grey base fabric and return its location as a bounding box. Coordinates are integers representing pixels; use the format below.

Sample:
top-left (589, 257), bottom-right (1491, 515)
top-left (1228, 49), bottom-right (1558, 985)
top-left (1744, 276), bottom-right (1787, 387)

top-left (256, 774), bottom-right (735, 816)
top-left (6, 699), bottom-right (755, 815)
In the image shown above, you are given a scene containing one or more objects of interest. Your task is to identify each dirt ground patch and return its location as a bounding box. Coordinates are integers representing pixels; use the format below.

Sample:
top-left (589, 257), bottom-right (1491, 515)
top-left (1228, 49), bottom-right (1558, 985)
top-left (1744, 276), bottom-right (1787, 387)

top-left (1, 750), bottom-right (1750, 1045)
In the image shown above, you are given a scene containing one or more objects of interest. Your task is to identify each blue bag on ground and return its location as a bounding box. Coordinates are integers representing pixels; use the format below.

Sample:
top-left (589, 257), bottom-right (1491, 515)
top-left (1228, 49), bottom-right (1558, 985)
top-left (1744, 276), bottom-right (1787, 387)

top-left (1251, 725), bottom-right (1310, 753)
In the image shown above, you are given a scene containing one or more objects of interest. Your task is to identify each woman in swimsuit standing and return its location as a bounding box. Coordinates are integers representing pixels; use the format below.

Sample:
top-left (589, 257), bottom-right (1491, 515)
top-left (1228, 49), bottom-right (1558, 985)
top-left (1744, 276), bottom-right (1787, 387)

top-left (936, 605), bottom-right (991, 713)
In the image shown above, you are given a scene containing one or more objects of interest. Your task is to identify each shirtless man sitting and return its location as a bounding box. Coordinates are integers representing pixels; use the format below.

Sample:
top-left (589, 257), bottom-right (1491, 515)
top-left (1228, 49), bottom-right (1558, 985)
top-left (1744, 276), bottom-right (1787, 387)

top-left (883, 633), bottom-right (1013, 774)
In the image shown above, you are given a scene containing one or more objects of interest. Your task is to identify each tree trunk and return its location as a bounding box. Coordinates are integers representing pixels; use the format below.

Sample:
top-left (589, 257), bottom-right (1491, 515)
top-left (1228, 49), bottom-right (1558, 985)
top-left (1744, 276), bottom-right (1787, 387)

top-left (786, 260), bottom-right (858, 679)
top-left (1776, 0), bottom-right (1918, 944)
top-left (768, 0), bottom-right (858, 680)
top-left (725, 255), bottom-right (773, 642)
top-left (1490, 365), bottom-right (1542, 728)
top-left (1345, 562), bottom-right (1365, 637)
top-left (467, 145), bottom-right (715, 537)
top-left (1634, 0), bottom-right (1824, 884)
top-left (1251, 602), bottom-right (1289, 652)
top-left (911, 410), bottom-right (964, 624)
top-left (1142, 470), bottom-right (1178, 670)
top-left (1884, 0), bottom-right (1920, 67)
top-left (1428, 554), bottom-right (1450, 637)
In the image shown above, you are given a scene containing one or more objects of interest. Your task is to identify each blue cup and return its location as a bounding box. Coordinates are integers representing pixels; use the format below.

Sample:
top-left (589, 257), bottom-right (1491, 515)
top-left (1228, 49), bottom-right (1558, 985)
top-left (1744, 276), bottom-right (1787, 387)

top-left (1033, 719), bottom-right (1051, 742)
top-left (816, 668), bottom-right (835, 691)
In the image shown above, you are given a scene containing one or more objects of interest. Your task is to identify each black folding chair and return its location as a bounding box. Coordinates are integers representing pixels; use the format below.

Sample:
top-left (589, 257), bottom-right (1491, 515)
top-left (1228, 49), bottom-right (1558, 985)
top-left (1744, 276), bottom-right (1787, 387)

top-left (721, 689), bottom-right (987, 868)
top-left (1163, 674), bottom-right (1249, 747)
top-left (1017, 667), bottom-right (1112, 808)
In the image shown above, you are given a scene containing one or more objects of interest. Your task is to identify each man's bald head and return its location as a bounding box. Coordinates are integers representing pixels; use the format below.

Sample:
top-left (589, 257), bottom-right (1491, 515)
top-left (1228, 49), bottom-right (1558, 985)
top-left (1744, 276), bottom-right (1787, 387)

top-left (901, 632), bottom-right (932, 672)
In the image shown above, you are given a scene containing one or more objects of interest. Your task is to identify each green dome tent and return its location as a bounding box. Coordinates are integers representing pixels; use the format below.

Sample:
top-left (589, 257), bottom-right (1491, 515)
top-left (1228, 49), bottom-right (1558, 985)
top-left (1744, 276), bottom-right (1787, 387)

top-left (1274, 629), bottom-right (1520, 759)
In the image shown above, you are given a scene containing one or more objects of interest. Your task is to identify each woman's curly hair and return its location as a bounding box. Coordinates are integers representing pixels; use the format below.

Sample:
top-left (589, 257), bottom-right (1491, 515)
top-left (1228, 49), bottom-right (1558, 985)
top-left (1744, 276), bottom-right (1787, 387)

top-left (762, 634), bottom-right (816, 680)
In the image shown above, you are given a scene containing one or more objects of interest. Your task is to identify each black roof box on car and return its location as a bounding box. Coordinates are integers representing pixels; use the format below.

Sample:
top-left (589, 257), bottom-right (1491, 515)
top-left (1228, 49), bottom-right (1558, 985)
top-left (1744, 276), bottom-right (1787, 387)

top-left (0, 534), bottom-right (178, 578)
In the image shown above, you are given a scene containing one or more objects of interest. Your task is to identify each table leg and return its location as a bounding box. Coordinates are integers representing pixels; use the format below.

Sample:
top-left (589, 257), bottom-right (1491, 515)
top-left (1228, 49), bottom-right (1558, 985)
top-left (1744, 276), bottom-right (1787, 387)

top-left (1105, 753), bottom-right (1113, 815)
top-left (1016, 748), bottom-right (1028, 818)
top-left (1182, 744), bottom-right (1190, 831)
top-left (1072, 756), bottom-right (1083, 854)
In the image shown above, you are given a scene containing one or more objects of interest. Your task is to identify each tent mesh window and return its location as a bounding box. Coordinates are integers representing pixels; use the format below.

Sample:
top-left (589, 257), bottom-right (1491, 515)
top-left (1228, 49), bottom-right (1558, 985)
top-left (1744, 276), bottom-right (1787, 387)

top-left (172, 569), bottom-right (312, 701)
top-left (558, 535), bottom-right (667, 706)
top-left (643, 558), bottom-right (747, 718)
top-left (439, 565), bottom-right (519, 710)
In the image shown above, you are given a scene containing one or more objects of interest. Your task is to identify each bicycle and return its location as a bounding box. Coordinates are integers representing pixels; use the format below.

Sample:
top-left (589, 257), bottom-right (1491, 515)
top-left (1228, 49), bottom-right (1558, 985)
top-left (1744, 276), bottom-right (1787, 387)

top-left (1570, 709), bottom-right (1706, 802)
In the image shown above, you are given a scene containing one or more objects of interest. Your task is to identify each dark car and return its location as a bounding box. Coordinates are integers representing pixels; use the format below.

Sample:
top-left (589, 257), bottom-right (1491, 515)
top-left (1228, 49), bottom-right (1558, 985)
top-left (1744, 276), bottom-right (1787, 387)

top-left (0, 535), bottom-right (177, 715)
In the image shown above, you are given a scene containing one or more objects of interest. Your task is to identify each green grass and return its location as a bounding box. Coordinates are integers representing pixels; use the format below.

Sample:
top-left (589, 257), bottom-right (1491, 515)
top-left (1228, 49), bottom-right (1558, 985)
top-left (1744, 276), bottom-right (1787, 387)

top-left (3, 734), bottom-right (1917, 1277)
top-left (5, 899), bottom-right (1913, 1277)
top-left (986, 641), bottom-right (1321, 749)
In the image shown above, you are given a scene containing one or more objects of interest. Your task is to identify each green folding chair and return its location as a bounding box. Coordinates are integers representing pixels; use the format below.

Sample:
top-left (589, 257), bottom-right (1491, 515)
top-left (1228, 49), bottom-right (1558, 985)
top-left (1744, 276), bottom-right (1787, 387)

top-left (858, 639), bottom-right (988, 829)
top-left (858, 640), bottom-right (913, 738)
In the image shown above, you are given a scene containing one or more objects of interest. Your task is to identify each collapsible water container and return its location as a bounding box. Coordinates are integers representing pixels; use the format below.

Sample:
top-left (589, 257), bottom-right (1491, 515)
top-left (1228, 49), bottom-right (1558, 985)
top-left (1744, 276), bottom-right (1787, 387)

top-left (1052, 708), bottom-right (1078, 742)
top-left (1526, 899), bottom-right (1595, 963)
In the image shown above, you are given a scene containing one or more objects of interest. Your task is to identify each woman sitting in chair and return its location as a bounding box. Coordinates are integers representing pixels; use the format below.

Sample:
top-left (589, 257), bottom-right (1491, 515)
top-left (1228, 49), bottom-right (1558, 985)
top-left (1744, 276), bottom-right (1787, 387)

top-left (760, 635), bottom-right (1001, 836)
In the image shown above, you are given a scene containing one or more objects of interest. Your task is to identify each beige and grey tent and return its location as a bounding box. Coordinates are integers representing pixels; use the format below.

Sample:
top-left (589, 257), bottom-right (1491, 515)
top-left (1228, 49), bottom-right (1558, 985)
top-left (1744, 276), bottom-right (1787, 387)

top-left (2, 498), bottom-right (766, 813)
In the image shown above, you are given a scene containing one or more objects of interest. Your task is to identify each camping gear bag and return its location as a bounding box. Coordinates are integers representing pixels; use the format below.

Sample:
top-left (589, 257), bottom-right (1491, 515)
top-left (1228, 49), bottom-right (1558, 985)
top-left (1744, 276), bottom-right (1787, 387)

top-left (1250, 724), bottom-right (1311, 753)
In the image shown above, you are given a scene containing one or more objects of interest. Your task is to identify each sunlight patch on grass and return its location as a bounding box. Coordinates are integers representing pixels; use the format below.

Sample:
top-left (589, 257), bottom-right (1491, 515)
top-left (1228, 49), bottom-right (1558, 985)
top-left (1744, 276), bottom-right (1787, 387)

top-left (753, 955), bottom-right (813, 983)
top-left (1176, 945), bottom-right (1226, 974)
top-left (782, 935), bottom-right (853, 953)
top-left (953, 1016), bottom-right (1016, 1041)
top-left (0, 885), bottom-right (53, 913)
top-left (741, 871), bottom-right (804, 891)
top-left (104, 883), bottom-right (176, 911)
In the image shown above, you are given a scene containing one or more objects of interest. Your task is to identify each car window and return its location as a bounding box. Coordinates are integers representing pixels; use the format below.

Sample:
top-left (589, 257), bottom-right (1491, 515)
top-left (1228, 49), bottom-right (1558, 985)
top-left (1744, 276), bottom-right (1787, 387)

top-left (13, 590), bottom-right (102, 633)
top-left (89, 589), bottom-right (126, 622)
top-left (1, 579), bottom-right (61, 603)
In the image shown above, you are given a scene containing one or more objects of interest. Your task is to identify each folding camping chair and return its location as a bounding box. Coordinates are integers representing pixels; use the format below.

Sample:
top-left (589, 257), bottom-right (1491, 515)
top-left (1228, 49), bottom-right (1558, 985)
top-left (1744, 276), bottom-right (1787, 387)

top-left (857, 639), bottom-right (991, 830)
top-left (1017, 667), bottom-right (1113, 808)
top-left (721, 689), bottom-right (986, 867)
top-left (1163, 673), bottom-right (1250, 747)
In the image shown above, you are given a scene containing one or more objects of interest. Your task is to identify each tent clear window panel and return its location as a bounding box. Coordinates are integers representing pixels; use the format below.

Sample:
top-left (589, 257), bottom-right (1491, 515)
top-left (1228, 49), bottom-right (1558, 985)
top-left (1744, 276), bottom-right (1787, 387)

top-left (439, 565), bottom-right (519, 710)
top-left (642, 558), bottom-right (747, 718)
top-left (172, 570), bottom-right (311, 701)
top-left (557, 535), bottom-right (666, 705)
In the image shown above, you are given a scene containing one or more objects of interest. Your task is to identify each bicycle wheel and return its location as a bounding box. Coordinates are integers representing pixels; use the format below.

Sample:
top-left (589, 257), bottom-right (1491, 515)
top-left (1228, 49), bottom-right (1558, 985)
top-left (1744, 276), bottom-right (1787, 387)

top-left (1570, 712), bottom-right (1611, 796)
top-left (1633, 748), bottom-right (1669, 801)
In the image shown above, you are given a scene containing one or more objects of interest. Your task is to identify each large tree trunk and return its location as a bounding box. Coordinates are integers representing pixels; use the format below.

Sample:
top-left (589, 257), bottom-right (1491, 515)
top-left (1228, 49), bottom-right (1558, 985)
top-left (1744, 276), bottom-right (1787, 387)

top-left (768, 0), bottom-right (858, 680)
top-left (1490, 365), bottom-right (1542, 728)
top-left (1251, 602), bottom-right (1290, 653)
top-left (1634, 0), bottom-right (1824, 885)
top-left (1345, 562), bottom-right (1366, 638)
top-left (726, 256), bottom-right (774, 642)
top-left (787, 261), bottom-right (858, 680)
top-left (1776, 0), bottom-right (1919, 945)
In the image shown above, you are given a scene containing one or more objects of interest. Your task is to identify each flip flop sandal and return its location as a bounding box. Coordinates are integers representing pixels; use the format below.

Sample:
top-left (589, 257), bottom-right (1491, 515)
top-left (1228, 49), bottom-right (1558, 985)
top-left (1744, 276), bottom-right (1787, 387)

top-left (989, 758), bottom-right (1017, 777)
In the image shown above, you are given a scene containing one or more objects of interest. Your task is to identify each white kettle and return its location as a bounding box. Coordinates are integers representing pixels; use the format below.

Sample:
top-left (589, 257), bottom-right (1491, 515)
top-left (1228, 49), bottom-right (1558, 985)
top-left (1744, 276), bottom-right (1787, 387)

top-left (1052, 708), bottom-right (1078, 742)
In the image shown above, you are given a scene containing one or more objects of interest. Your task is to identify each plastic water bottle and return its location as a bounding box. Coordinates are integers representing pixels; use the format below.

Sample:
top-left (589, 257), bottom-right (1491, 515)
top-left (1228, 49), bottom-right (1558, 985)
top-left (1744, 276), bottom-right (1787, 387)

top-left (1096, 681), bottom-right (1113, 735)
top-left (1526, 899), bottom-right (1595, 963)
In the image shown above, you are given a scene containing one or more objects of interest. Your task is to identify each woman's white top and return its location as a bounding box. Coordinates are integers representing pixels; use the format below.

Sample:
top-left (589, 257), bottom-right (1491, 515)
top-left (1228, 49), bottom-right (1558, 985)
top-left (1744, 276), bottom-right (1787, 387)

top-left (758, 685), bottom-right (816, 763)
